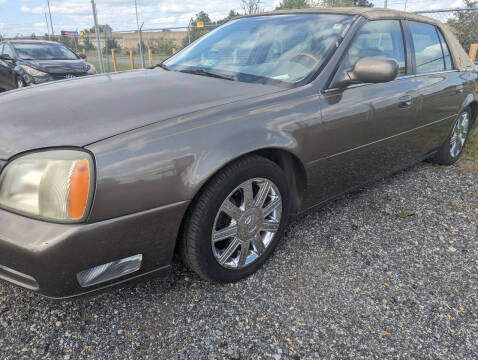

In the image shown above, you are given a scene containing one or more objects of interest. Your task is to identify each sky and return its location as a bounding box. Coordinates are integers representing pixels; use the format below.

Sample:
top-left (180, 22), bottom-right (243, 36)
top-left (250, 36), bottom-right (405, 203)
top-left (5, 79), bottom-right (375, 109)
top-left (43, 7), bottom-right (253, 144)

top-left (0, 0), bottom-right (469, 38)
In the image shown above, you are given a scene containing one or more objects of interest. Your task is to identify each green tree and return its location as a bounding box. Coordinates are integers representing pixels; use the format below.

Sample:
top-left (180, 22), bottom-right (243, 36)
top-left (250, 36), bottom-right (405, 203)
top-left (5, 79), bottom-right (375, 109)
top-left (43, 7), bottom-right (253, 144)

top-left (105, 38), bottom-right (120, 50)
top-left (104, 38), bottom-right (121, 54)
top-left (216, 10), bottom-right (242, 25)
top-left (447, 0), bottom-right (478, 53)
top-left (276, 0), bottom-right (310, 9)
top-left (182, 11), bottom-right (214, 47)
top-left (241, 0), bottom-right (262, 14)
top-left (313, 0), bottom-right (373, 6)
top-left (87, 24), bottom-right (113, 34)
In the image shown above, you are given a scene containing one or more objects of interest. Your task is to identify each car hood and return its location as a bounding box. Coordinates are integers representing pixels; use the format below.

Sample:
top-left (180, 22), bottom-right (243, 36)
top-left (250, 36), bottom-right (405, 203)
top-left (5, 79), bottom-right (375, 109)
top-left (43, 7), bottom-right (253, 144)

top-left (21, 59), bottom-right (89, 74)
top-left (0, 69), bottom-right (283, 160)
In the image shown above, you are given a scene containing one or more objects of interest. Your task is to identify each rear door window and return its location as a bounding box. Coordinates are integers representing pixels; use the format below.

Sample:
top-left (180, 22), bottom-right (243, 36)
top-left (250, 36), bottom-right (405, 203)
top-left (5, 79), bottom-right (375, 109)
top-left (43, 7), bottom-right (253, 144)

top-left (409, 21), bottom-right (445, 74)
top-left (437, 30), bottom-right (453, 70)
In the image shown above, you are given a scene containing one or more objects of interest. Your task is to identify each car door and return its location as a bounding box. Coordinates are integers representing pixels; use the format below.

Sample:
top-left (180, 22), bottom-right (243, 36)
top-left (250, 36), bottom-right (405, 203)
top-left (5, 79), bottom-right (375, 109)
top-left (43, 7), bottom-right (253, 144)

top-left (0, 44), bottom-right (17, 90)
top-left (406, 21), bottom-right (469, 153)
top-left (303, 19), bottom-right (421, 207)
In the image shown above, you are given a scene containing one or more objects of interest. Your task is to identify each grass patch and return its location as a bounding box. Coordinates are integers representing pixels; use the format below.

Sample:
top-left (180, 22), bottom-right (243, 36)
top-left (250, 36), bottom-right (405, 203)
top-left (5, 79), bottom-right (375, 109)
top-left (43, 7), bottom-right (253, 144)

top-left (459, 124), bottom-right (478, 173)
top-left (89, 61), bottom-right (136, 73)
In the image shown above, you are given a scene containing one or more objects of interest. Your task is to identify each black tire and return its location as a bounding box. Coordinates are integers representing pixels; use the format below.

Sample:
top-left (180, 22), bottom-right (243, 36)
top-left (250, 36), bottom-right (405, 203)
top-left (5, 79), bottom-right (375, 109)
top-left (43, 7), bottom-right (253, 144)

top-left (16, 76), bottom-right (26, 89)
top-left (429, 108), bottom-right (471, 166)
top-left (179, 155), bottom-right (291, 283)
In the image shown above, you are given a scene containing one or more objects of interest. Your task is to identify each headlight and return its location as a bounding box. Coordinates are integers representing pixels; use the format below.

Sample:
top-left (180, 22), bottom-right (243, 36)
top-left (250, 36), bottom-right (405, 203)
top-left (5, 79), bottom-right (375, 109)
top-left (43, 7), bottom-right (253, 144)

top-left (20, 65), bottom-right (49, 77)
top-left (0, 150), bottom-right (94, 222)
top-left (86, 63), bottom-right (97, 75)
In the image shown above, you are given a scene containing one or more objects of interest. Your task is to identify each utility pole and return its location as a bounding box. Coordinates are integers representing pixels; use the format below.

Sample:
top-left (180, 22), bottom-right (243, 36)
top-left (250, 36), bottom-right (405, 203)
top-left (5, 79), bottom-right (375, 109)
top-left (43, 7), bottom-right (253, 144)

top-left (91, 0), bottom-right (105, 73)
top-left (139, 23), bottom-right (146, 68)
top-left (134, 0), bottom-right (146, 68)
top-left (404, 0), bottom-right (408, 11)
top-left (44, 10), bottom-right (51, 40)
top-left (74, 28), bottom-right (79, 51)
top-left (384, 0), bottom-right (387, 8)
top-left (46, 0), bottom-right (54, 36)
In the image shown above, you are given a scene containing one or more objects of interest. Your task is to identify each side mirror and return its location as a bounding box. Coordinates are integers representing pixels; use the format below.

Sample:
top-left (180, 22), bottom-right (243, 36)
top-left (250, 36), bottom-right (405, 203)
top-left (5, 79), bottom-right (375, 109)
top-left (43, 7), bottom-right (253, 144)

top-left (332, 57), bottom-right (399, 89)
top-left (78, 53), bottom-right (86, 60)
top-left (0, 54), bottom-right (14, 62)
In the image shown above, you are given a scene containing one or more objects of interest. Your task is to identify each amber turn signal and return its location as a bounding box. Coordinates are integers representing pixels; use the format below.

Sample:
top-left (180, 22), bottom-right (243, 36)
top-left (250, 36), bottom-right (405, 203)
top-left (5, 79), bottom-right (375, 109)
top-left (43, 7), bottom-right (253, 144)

top-left (68, 160), bottom-right (91, 219)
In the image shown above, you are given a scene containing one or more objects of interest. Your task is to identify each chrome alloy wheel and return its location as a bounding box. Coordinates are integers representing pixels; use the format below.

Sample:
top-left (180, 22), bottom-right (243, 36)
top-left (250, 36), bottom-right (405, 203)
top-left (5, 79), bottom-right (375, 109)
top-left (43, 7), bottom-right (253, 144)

top-left (450, 112), bottom-right (470, 158)
top-left (211, 178), bottom-right (282, 269)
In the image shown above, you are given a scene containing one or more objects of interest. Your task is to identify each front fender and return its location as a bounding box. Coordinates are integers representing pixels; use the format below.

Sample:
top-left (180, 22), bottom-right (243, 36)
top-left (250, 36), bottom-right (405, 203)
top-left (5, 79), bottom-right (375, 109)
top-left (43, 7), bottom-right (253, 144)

top-left (86, 87), bottom-right (319, 222)
top-left (87, 124), bottom-right (301, 222)
top-left (187, 128), bottom-right (299, 188)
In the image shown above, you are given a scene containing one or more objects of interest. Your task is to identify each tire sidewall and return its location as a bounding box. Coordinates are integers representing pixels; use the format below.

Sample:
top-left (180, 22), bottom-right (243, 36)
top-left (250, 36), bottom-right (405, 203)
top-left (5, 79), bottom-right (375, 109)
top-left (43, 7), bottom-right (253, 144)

top-left (189, 158), bottom-right (290, 283)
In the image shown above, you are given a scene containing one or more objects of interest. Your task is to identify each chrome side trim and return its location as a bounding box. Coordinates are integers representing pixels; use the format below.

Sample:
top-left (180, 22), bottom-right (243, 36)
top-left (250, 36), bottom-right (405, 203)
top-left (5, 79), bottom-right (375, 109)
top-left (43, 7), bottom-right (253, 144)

top-left (323, 69), bottom-right (463, 93)
top-left (308, 113), bottom-right (457, 164)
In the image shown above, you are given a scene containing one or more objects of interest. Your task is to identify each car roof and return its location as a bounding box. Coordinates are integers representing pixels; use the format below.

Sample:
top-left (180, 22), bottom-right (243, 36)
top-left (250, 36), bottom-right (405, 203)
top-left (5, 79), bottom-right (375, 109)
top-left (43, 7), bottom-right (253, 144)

top-left (245, 7), bottom-right (440, 25)
top-left (243, 7), bottom-right (473, 71)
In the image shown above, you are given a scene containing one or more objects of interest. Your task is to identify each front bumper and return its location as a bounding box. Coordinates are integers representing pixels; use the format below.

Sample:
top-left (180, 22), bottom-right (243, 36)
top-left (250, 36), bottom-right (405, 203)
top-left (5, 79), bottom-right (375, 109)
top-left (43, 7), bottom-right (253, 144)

top-left (0, 200), bottom-right (189, 299)
top-left (21, 72), bottom-right (90, 86)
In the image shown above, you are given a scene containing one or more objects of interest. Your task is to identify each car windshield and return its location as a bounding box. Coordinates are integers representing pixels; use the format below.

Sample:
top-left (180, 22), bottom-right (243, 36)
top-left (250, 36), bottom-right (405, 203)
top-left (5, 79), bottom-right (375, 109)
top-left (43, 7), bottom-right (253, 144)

top-left (164, 14), bottom-right (354, 86)
top-left (13, 43), bottom-right (79, 60)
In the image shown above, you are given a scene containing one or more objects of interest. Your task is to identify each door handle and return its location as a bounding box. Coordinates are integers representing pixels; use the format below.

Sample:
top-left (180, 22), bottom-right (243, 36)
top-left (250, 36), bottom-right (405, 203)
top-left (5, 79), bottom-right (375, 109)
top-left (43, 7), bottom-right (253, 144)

top-left (398, 95), bottom-right (413, 108)
top-left (456, 85), bottom-right (464, 94)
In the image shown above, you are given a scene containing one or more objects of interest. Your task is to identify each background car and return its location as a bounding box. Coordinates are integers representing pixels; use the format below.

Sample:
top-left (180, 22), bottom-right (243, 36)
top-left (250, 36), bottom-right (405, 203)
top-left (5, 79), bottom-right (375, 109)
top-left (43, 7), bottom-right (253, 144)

top-left (0, 40), bottom-right (96, 90)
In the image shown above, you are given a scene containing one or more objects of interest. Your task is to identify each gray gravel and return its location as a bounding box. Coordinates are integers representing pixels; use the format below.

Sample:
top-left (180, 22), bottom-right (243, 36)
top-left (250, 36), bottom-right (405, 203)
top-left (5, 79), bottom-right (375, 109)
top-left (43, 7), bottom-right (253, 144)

top-left (0, 162), bottom-right (477, 359)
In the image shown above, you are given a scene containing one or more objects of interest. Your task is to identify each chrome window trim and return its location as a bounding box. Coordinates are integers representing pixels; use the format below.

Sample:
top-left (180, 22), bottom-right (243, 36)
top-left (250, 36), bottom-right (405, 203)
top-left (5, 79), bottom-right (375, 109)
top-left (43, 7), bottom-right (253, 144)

top-left (413, 69), bottom-right (459, 77)
top-left (323, 69), bottom-right (461, 93)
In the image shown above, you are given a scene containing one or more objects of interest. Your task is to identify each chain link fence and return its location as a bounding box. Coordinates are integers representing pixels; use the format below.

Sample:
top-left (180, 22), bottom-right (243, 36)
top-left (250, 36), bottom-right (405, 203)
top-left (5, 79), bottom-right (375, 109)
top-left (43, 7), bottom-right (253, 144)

top-left (4, 7), bottom-right (478, 72)
top-left (1, 23), bottom-right (219, 72)
top-left (81, 24), bottom-right (219, 72)
top-left (83, 8), bottom-right (478, 71)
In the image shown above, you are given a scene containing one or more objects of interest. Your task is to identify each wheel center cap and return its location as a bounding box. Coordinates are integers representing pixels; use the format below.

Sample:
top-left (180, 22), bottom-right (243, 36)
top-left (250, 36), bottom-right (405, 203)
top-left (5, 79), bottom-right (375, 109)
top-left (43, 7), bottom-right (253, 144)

top-left (238, 208), bottom-right (263, 239)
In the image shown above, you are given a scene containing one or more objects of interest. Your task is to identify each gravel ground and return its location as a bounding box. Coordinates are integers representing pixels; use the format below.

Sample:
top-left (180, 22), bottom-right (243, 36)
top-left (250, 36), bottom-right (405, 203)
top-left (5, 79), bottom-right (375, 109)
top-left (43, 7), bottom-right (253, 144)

top-left (0, 162), bottom-right (477, 359)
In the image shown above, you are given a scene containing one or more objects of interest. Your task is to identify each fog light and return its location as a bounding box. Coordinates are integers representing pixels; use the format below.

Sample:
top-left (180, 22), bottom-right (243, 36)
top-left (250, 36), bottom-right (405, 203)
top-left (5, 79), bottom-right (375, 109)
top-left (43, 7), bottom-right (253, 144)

top-left (77, 254), bottom-right (143, 287)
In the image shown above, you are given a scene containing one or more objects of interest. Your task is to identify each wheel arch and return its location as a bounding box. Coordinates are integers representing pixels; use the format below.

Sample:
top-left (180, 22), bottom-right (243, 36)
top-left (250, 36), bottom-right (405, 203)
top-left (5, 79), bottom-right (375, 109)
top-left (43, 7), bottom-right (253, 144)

top-left (467, 100), bottom-right (478, 128)
top-left (174, 147), bottom-right (308, 254)
top-left (192, 147), bottom-right (307, 216)
top-left (251, 148), bottom-right (307, 215)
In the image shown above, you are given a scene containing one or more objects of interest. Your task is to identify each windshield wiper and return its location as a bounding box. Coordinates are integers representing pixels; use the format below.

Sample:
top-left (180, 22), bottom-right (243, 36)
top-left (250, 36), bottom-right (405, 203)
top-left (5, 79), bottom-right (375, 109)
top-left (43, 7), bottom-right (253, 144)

top-left (178, 68), bottom-right (235, 81)
top-left (153, 62), bottom-right (170, 71)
